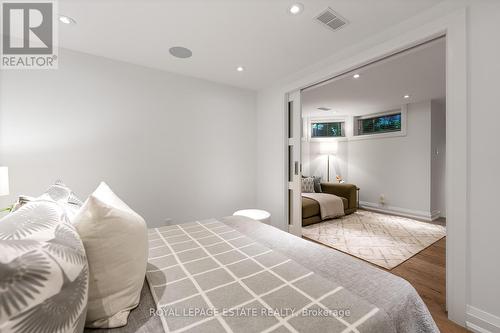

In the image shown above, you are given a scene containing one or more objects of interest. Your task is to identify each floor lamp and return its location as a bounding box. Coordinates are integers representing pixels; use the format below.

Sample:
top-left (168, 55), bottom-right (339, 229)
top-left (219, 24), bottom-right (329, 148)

top-left (319, 142), bottom-right (338, 183)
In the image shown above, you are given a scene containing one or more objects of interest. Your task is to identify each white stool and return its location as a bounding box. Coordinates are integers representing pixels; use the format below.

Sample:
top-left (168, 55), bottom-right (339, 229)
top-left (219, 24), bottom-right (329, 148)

top-left (233, 209), bottom-right (271, 225)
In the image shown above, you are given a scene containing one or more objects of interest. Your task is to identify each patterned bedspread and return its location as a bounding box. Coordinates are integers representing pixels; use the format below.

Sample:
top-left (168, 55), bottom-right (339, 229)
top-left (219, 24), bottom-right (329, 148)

top-left (146, 220), bottom-right (392, 333)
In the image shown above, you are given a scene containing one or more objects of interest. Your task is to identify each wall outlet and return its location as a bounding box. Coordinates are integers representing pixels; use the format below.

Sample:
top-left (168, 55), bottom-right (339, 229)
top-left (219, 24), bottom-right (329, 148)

top-left (379, 194), bottom-right (385, 205)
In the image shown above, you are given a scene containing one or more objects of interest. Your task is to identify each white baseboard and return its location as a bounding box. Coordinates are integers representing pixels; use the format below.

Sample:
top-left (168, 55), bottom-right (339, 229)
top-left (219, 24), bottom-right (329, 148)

top-left (359, 201), bottom-right (440, 222)
top-left (431, 209), bottom-right (442, 221)
top-left (466, 305), bottom-right (500, 333)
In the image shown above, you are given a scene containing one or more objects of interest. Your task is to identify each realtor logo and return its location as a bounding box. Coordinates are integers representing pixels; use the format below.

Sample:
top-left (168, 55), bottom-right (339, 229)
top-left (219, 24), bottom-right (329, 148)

top-left (1, 1), bottom-right (58, 69)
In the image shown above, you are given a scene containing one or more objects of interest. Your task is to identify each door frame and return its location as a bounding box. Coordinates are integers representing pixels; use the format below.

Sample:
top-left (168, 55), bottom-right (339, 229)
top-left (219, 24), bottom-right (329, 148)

top-left (282, 9), bottom-right (468, 326)
top-left (285, 91), bottom-right (303, 237)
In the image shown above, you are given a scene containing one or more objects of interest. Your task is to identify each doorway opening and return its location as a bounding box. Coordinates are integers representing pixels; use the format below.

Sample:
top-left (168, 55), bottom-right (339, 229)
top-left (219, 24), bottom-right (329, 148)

top-left (286, 37), bottom-right (462, 331)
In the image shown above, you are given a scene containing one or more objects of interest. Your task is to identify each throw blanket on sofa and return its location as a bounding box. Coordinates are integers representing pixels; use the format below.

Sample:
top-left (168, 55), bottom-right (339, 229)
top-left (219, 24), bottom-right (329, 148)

top-left (301, 193), bottom-right (345, 220)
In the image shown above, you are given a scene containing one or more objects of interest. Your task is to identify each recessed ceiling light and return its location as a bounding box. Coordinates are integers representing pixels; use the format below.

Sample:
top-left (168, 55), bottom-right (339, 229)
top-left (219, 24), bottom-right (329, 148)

top-left (404, 94), bottom-right (410, 99)
top-left (289, 3), bottom-right (304, 15)
top-left (59, 15), bottom-right (76, 25)
top-left (236, 66), bottom-right (245, 72)
top-left (353, 74), bottom-right (360, 79)
top-left (169, 46), bottom-right (193, 59)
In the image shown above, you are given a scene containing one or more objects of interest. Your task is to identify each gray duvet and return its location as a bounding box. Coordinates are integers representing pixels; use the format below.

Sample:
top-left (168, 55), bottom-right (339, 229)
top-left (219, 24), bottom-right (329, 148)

top-left (85, 216), bottom-right (438, 333)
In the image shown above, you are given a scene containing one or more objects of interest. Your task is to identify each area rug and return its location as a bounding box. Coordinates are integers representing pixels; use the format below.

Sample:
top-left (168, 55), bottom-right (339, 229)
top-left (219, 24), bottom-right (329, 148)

top-left (302, 210), bottom-right (446, 270)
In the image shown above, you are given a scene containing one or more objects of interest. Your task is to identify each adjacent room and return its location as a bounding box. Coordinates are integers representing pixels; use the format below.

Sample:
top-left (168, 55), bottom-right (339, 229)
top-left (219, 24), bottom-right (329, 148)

top-left (1, 1), bottom-right (499, 333)
top-left (295, 38), bottom-right (450, 327)
top-left (300, 38), bottom-right (447, 268)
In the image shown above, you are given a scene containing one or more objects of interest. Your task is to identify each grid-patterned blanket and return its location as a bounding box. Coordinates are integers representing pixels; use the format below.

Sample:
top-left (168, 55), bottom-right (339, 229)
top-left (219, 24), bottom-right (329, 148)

top-left (146, 220), bottom-right (391, 333)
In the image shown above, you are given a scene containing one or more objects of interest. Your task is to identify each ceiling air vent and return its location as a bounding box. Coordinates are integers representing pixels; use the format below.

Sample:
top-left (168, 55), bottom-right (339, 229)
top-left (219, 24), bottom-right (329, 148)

top-left (315, 8), bottom-right (348, 32)
top-left (317, 107), bottom-right (331, 111)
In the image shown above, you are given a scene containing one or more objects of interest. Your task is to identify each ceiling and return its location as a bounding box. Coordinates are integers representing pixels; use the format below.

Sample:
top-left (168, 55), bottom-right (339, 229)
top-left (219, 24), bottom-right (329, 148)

top-left (57, 0), bottom-right (445, 90)
top-left (301, 37), bottom-right (446, 117)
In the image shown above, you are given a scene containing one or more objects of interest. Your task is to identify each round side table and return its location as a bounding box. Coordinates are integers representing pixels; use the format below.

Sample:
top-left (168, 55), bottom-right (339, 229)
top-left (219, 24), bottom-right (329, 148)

top-left (233, 209), bottom-right (271, 225)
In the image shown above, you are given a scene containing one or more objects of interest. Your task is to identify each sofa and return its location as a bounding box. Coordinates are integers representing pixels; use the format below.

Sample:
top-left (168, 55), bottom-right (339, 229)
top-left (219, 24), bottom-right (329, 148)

top-left (302, 183), bottom-right (358, 226)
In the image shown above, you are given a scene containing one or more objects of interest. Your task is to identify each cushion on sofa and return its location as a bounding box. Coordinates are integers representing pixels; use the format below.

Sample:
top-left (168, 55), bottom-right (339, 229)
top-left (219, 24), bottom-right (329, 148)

top-left (301, 177), bottom-right (315, 193)
top-left (73, 182), bottom-right (147, 328)
top-left (301, 175), bottom-right (322, 193)
top-left (312, 176), bottom-right (322, 193)
top-left (0, 199), bottom-right (88, 333)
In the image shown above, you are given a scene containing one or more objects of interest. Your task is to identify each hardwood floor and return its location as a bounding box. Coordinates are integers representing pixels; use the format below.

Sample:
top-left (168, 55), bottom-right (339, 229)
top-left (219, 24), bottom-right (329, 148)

top-left (389, 237), bottom-right (468, 333)
top-left (303, 232), bottom-right (468, 332)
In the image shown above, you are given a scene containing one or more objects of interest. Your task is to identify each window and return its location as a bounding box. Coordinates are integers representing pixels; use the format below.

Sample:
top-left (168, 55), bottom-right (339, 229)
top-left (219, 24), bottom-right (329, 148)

top-left (311, 122), bottom-right (344, 138)
top-left (357, 113), bottom-right (401, 135)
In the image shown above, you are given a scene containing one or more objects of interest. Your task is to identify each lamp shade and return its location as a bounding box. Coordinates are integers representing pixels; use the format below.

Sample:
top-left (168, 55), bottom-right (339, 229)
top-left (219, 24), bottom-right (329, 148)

top-left (0, 166), bottom-right (9, 196)
top-left (319, 142), bottom-right (338, 155)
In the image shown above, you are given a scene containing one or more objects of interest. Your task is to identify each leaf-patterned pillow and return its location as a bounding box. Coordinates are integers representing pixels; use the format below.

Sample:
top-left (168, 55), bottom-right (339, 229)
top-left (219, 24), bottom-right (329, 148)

top-left (40, 181), bottom-right (84, 220)
top-left (11, 181), bottom-right (83, 220)
top-left (0, 199), bottom-right (88, 333)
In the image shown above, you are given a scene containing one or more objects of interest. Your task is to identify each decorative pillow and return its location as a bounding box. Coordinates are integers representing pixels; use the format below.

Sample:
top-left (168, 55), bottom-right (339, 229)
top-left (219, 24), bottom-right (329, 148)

top-left (39, 180), bottom-right (84, 220)
top-left (301, 177), bottom-right (315, 193)
top-left (73, 182), bottom-right (147, 328)
top-left (11, 181), bottom-right (84, 220)
top-left (0, 199), bottom-right (88, 333)
top-left (10, 195), bottom-right (36, 212)
top-left (312, 176), bottom-right (322, 193)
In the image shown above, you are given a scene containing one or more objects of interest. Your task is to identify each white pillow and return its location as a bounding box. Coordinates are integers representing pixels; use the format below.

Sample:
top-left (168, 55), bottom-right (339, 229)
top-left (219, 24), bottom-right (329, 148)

top-left (73, 182), bottom-right (147, 328)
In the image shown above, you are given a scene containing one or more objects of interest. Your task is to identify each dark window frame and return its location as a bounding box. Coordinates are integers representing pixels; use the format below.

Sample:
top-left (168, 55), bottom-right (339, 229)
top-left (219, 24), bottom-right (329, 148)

top-left (356, 112), bottom-right (402, 136)
top-left (311, 121), bottom-right (345, 138)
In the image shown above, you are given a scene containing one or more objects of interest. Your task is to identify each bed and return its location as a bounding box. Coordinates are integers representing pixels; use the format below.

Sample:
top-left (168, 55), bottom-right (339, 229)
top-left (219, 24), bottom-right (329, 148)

top-left (85, 216), bottom-right (438, 333)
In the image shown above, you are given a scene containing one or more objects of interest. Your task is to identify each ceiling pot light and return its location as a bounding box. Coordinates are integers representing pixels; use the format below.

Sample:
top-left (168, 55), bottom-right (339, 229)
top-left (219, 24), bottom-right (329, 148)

top-left (289, 3), bottom-right (304, 15)
top-left (169, 46), bottom-right (193, 59)
top-left (353, 74), bottom-right (360, 79)
top-left (404, 94), bottom-right (410, 99)
top-left (59, 15), bottom-right (76, 25)
top-left (236, 66), bottom-right (245, 72)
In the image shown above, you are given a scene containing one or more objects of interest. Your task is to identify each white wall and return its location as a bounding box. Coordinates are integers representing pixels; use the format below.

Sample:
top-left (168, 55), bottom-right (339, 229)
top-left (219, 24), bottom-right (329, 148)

top-left (431, 99), bottom-right (446, 218)
top-left (349, 101), bottom-right (432, 215)
top-left (467, 1), bottom-right (500, 328)
top-left (256, 88), bottom-right (287, 229)
top-left (257, 0), bottom-right (500, 329)
top-left (0, 49), bottom-right (257, 227)
top-left (301, 140), bottom-right (348, 183)
top-left (302, 101), bottom-right (434, 219)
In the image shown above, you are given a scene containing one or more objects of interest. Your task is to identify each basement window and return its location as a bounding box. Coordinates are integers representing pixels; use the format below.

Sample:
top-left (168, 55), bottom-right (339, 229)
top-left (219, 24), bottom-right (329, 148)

top-left (356, 112), bottom-right (402, 136)
top-left (311, 121), bottom-right (345, 138)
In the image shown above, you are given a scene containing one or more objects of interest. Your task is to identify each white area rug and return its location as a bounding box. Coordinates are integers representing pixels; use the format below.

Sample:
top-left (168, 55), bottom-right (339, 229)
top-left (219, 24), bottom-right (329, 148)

top-left (302, 210), bottom-right (446, 270)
